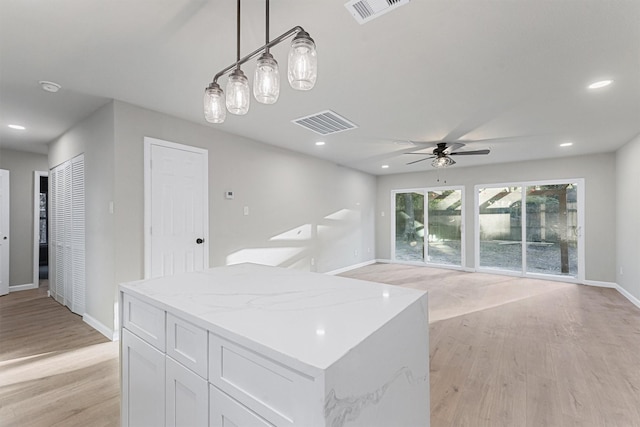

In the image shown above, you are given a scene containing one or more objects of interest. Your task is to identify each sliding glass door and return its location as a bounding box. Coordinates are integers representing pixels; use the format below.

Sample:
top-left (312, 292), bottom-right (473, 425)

top-left (393, 187), bottom-right (464, 267)
top-left (478, 186), bottom-right (523, 272)
top-left (426, 189), bottom-right (463, 266)
top-left (476, 180), bottom-right (583, 280)
top-left (525, 184), bottom-right (578, 276)
top-left (394, 191), bottom-right (425, 262)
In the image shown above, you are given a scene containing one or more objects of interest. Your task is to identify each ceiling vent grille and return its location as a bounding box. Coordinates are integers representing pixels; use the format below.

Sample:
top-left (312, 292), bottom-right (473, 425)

top-left (345, 0), bottom-right (410, 24)
top-left (292, 110), bottom-right (358, 135)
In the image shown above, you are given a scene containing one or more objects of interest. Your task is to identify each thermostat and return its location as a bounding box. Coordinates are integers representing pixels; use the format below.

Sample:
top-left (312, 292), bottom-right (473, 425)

top-left (225, 191), bottom-right (234, 200)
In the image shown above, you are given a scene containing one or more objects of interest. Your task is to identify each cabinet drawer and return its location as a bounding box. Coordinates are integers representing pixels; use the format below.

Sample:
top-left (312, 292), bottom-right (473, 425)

top-left (122, 294), bottom-right (166, 351)
top-left (210, 385), bottom-right (274, 427)
top-left (209, 334), bottom-right (317, 426)
top-left (167, 313), bottom-right (208, 378)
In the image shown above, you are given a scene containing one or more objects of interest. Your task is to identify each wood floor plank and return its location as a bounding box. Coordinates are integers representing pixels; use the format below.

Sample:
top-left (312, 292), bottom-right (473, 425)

top-left (341, 264), bottom-right (640, 427)
top-left (0, 284), bottom-right (119, 427)
top-left (2, 265), bottom-right (640, 426)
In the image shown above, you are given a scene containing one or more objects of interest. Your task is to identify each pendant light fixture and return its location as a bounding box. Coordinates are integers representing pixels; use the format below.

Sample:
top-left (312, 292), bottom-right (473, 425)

top-left (253, 0), bottom-right (279, 104)
top-left (203, 0), bottom-right (317, 123)
top-left (288, 30), bottom-right (317, 90)
top-left (204, 82), bottom-right (226, 123)
top-left (226, 0), bottom-right (250, 115)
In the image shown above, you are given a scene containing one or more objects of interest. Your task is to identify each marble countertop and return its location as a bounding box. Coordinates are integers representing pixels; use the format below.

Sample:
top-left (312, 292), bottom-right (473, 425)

top-left (120, 263), bottom-right (427, 376)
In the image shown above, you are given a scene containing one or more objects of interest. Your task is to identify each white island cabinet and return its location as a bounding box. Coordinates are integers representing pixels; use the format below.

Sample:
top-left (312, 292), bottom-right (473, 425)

top-left (120, 263), bottom-right (430, 427)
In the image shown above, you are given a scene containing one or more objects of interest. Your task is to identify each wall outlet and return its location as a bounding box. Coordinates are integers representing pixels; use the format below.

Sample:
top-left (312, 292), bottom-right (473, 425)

top-left (354, 249), bottom-right (358, 257)
top-left (243, 206), bottom-right (249, 216)
top-left (381, 211), bottom-right (385, 217)
top-left (311, 257), bottom-right (315, 266)
top-left (620, 267), bottom-right (624, 276)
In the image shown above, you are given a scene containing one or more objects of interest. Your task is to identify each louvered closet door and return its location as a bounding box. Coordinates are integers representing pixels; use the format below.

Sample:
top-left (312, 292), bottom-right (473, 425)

top-left (54, 166), bottom-right (65, 304)
top-left (48, 169), bottom-right (57, 300)
top-left (70, 156), bottom-right (85, 315)
top-left (50, 155), bottom-right (85, 316)
top-left (63, 162), bottom-right (72, 308)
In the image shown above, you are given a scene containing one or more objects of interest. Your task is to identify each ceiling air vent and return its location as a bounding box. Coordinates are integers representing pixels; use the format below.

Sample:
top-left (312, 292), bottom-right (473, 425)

top-left (292, 110), bottom-right (358, 135)
top-left (345, 0), bottom-right (410, 25)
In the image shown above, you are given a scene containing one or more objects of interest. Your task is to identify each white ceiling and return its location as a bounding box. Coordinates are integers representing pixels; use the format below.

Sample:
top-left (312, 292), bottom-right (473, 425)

top-left (1, 0), bottom-right (639, 175)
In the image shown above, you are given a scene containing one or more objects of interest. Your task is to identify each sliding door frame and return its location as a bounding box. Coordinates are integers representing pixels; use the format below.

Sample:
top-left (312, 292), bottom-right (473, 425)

top-left (391, 185), bottom-right (465, 269)
top-left (474, 178), bottom-right (585, 283)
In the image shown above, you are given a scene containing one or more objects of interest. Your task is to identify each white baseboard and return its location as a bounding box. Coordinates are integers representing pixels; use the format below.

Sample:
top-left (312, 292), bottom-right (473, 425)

top-left (583, 279), bottom-right (617, 288)
top-left (325, 259), bottom-right (377, 276)
top-left (347, 260), bottom-right (640, 310)
top-left (375, 258), bottom-right (472, 272)
top-left (9, 283), bottom-right (37, 292)
top-left (83, 313), bottom-right (119, 341)
top-left (616, 285), bottom-right (640, 310)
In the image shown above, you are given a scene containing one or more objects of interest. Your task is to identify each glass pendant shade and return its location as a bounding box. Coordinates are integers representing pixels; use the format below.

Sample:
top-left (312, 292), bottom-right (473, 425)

top-left (432, 156), bottom-right (456, 168)
top-left (254, 52), bottom-right (280, 104)
top-left (288, 31), bottom-right (317, 91)
top-left (203, 83), bottom-right (226, 123)
top-left (226, 69), bottom-right (250, 115)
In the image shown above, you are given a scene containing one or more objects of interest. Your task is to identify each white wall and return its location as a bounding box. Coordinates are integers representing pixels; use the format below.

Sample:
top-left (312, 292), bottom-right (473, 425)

top-left (376, 153), bottom-right (616, 283)
top-left (49, 102), bottom-right (116, 332)
top-left (112, 101), bottom-right (376, 289)
top-left (0, 148), bottom-right (48, 286)
top-left (616, 133), bottom-right (640, 302)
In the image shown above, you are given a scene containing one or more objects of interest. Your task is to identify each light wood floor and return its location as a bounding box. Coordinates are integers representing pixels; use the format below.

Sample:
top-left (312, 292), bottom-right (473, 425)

top-left (0, 283), bottom-right (120, 427)
top-left (2, 266), bottom-right (640, 427)
top-left (341, 264), bottom-right (640, 427)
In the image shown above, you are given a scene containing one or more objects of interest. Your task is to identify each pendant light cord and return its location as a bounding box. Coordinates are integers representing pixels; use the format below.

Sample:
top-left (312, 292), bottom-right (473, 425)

top-left (236, 0), bottom-right (241, 69)
top-left (265, 0), bottom-right (270, 51)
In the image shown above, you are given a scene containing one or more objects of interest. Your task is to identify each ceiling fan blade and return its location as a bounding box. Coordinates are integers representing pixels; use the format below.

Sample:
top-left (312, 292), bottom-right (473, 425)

top-left (407, 156), bottom-right (435, 165)
top-left (443, 142), bottom-right (465, 153)
top-left (449, 149), bottom-right (490, 156)
top-left (408, 140), bottom-right (440, 146)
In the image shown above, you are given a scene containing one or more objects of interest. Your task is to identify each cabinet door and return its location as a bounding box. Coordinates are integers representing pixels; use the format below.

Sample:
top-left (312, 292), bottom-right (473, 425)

top-left (166, 356), bottom-right (209, 427)
top-left (122, 329), bottom-right (166, 427)
top-left (210, 385), bottom-right (275, 427)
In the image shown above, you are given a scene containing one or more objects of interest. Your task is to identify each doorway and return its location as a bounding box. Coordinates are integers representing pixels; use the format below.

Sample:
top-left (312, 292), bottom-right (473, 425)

top-left (33, 171), bottom-right (49, 288)
top-left (0, 169), bottom-right (9, 296)
top-left (475, 179), bottom-right (585, 281)
top-left (392, 186), bottom-right (465, 267)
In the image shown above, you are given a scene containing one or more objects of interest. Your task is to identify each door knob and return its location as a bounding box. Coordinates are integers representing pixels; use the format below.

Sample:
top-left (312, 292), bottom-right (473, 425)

top-left (196, 238), bottom-right (204, 244)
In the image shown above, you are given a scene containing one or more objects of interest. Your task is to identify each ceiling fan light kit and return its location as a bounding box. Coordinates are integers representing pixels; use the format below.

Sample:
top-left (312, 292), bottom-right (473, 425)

top-left (204, 0), bottom-right (317, 124)
top-left (406, 142), bottom-right (490, 168)
top-left (432, 156), bottom-right (455, 168)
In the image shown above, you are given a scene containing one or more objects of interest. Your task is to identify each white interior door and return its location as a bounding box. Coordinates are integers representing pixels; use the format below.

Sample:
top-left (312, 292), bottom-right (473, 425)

top-left (145, 138), bottom-right (208, 279)
top-left (0, 169), bottom-right (10, 296)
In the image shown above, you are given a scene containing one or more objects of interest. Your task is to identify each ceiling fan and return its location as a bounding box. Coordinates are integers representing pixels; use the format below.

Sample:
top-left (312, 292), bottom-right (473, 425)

top-left (405, 142), bottom-right (490, 168)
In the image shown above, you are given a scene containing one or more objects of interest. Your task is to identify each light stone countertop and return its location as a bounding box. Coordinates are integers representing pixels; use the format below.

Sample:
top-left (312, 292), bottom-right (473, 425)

top-left (120, 263), bottom-right (427, 376)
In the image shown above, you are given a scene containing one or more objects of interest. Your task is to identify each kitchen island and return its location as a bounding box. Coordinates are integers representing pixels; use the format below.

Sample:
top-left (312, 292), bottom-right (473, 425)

top-left (120, 263), bottom-right (430, 427)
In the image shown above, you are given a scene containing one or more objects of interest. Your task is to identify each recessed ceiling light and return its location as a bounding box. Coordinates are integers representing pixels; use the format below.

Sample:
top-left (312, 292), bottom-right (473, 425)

top-left (315, 141), bottom-right (325, 146)
top-left (381, 165), bottom-right (390, 169)
top-left (560, 142), bottom-right (573, 147)
top-left (588, 80), bottom-right (612, 89)
top-left (39, 80), bottom-right (62, 93)
top-left (8, 124), bottom-right (26, 130)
